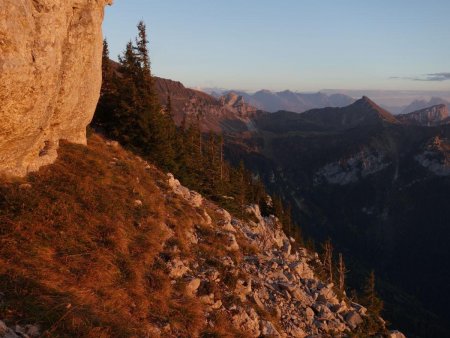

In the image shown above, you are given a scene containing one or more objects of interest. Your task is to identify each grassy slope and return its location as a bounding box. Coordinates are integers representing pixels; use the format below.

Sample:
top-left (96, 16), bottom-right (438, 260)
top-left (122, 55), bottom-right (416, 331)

top-left (0, 135), bottom-right (247, 338)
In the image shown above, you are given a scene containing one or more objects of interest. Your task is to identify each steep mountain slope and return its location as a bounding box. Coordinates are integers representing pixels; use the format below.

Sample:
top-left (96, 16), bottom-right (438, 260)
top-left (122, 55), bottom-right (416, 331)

top-left (299, 96), bottom-right (399, 129)
top-left (161, 89), bottom-right (449, 337)
top-left (217, 90), bottom-right (355, 113)
top-left (0, 135), bottom-right (395, 337)
top-left (252, 96), bottom-right (399, 135)
top-left (397, 104), bottom-right (449, 126)
top-left (223, 102), bottom-right (450, 337)
top-left (154, 77), bottom-right (258, 133)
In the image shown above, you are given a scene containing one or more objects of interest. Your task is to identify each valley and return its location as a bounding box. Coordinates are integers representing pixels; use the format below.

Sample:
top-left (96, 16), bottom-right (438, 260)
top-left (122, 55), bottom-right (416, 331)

top-left (155, 79), bottom-right (450, 337)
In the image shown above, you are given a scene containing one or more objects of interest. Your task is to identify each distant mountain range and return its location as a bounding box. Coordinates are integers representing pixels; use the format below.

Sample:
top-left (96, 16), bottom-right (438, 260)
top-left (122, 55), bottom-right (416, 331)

top-left (321, 89), bottom-right (450, 114)
top-left (155, 75), bottom-right (449, 130)
top-left (205, 87), bottom-right (450, 116)
top-left (210, 89), bottom-right (355, 113)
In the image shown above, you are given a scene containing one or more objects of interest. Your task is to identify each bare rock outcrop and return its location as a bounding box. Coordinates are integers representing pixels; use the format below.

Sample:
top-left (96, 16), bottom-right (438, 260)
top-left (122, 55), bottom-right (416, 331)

top-left (398, 104), bottom-right (449, 126)
top-left (162, 172), bottom-right (402, 337)
top-left (0, 0), bottom-right (112, 176)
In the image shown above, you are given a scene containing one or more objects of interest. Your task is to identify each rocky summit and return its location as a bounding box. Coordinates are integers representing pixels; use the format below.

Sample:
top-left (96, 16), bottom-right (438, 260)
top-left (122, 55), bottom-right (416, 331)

top-left (0, 0), bottom-right (111, 177)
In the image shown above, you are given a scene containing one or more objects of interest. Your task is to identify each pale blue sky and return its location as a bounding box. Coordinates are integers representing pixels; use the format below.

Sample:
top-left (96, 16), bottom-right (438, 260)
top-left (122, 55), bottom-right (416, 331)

top-left (103, 0), bottom-right (450, 92)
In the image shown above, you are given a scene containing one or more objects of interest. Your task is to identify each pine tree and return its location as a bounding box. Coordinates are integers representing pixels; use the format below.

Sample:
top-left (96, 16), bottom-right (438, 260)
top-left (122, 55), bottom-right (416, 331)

top-left (363, 270), bottom-right (383, 316)
top-left (236, 161), bottom-right (247, 213)
top-left (101, 39), bottom-right (112, 83)
top-left (92, 39), bottom-right (118, 130)
top-left (359, 270), bottom-right (386, 335)
top-left (272, 195), bottom-right (284, 219)
top-left (166, 94), bottom-right (173, 118)
top-left (136, 21), bottom-right (150, 74)
top-left (338, 253), bottom-right (347, 295)
top-left (282, 203), bottom-right (293, 237)
top-left (117, 41), bottom-right (150, 146)
top-left (218, 134), bottom-right (224, 181)
top-left (322, 239), bottom-right (334, 284)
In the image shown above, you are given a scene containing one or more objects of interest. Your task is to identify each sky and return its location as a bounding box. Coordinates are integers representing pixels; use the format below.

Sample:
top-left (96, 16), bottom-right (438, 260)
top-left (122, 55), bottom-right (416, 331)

top-left (103, 0), bottom-right (450, 93)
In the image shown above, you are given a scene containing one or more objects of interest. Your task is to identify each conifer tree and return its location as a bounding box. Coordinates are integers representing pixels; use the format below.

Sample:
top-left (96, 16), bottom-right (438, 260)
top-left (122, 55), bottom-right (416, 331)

top-left (93, 38), bottom-right (122, 131)
top-left (237, 161), bottom-right (247, 211)
top-left (136, 21), bottom-right (151, 75)
top-left (338, 253), bottom-right (347, 295)
top-left (322, 239), bottom-right (334, 284)
top-left (272, 195), bottom-right (284, 219)
top-left (283, 203), bottom-right (293, 236)
top-left (363, 270), bottom-right (383, 316)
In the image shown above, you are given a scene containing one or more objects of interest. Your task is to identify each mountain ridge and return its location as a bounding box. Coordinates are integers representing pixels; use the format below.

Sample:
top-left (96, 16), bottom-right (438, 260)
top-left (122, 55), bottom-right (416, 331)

top-left (209, 89), bottom-right (355, 113)
top-left (398, 104), bottom-right (449, 126)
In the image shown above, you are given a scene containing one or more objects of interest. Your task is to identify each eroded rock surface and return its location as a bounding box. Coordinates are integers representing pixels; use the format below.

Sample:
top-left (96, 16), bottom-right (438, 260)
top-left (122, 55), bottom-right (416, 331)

top-left (0, 0), bottom-right (111, 176)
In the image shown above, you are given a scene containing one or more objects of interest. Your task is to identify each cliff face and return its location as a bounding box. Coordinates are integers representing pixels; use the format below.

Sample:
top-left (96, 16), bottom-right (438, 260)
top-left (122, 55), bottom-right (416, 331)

top-left (398, 104), bottom-right (449, 126)
top-left (154, 77), bottom-right (258, 133)
top-left (0, 0), bottom-right (111, 177)
top-left (219, 92), bottom-right (258, 117)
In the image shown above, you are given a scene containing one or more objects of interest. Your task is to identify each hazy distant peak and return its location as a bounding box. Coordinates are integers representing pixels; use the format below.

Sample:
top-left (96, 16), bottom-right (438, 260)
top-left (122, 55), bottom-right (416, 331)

top-left (401, 96), bottom-right (450, 114)
top-left (256, 89), bottom-right (273, 94)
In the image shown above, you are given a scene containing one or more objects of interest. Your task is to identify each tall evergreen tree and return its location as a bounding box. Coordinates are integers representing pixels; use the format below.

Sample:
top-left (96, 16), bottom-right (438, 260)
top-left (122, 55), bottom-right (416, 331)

top-left (322, 239), bottom-right (334, 284)
top-left (363, 270), bottom-right (383, 316)
top-left (92, 39), bottom-right (117, 130)
top-left (338, 253), bottom-right (347, 295)
top-left (136, 21), bottom-right (151, 74)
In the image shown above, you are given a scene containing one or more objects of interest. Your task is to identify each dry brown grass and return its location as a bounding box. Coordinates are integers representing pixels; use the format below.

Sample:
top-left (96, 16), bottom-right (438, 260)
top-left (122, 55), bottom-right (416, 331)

top-left (0, 134), bottom-right (221, 337)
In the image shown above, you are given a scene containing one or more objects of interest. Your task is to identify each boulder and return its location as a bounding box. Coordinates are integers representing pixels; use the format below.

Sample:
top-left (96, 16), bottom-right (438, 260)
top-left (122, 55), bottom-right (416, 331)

top-left (345, 311), bottom-right (363, 329)
top-left (389, 330), bottom-right (406, 338)
top-left (211, 299), bottom-right (222, 310)
top-left (305, 307), bottom-right (315, 324)
top-left (0, 321), bottom-right (40, 338)
top-left (202, 211), bottom-right (212, 226)
top-left (167, 258), bottom-right (190, 279)
top-left (185, 278), bottom-right (201, 296)
top-left (185, 228), bottom-right (198, 244)
top-left (0, 0), bottom-right (112, 176)
top-left (351, 302), bottom-right (367, 316)
top-left (260, 320), bottom-right (280, 336)
top-left (225, 233), bottom-right (240, 251)
top-left (0, 321), bottom-right (16, 338)
top-left (290, 261), bottom-right (315, 279)
top-left (282, 239), bottom-right (291, 258)
top-left (167, 173), bottom-right (203, 207)
top-left (232, 308), bottom-right (260, 337)
top-left (235, 279), bottom-right (252, 301)
top-left (133, 199), bottom-right (143, 207)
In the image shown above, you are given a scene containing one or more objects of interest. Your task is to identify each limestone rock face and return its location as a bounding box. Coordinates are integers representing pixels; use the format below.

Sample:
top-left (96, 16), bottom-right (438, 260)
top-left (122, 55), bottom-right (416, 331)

top-left (398, 104), bottom-right (449, 126)
top-left (0, 0), bottom-right (112, 176)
